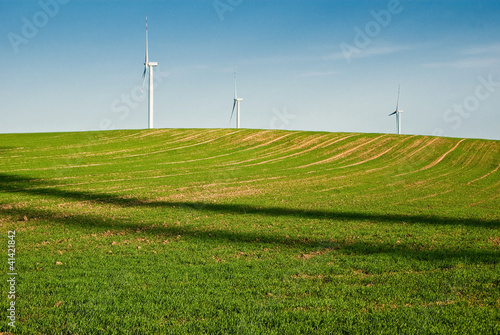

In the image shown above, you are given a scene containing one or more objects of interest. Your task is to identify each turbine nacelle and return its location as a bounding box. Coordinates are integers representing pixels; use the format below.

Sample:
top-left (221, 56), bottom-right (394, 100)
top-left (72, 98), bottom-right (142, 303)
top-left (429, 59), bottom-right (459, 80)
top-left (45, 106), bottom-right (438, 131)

top-left (388, 109), bottom-right (403, 116)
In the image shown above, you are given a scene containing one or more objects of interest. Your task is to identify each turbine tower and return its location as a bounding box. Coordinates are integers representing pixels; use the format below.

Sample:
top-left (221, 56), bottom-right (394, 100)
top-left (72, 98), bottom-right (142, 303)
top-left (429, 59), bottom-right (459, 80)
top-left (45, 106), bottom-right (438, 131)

top-left (142, 15), bottom-right (158, 129)
top-left (388, 85), bottom-right (403, 134)
top-left (230, 72), bottom-right (243, 129)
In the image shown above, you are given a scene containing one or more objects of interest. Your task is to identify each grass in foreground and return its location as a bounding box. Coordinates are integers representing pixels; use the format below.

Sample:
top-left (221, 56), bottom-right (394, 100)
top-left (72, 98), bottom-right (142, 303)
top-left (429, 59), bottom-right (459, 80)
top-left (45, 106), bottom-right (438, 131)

top-left (0, 129), bottom-right (499, 334)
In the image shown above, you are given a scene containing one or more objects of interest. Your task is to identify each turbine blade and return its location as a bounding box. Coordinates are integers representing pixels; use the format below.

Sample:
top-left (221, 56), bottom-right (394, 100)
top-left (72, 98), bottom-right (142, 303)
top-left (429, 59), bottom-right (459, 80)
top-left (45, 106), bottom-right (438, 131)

top-left (388, 111), bottom-right (397, 116)
top-left (229, 100), bottom-right (237, 123)
top-left (145, 15), bottom-right (148, 65)
top-left (141, 66), bottom-right (147, 98)
top-left (396, 84), bottom-right (400, 111)
top-left (141, 15), bottom-right (148, 99)
top-left (234, 70), bottom-right (237, 99)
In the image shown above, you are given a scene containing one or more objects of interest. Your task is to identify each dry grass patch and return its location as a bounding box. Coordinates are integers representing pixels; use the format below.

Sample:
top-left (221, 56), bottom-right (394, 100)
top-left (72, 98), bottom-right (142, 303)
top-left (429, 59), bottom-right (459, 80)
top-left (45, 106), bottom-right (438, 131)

top-left (296, 247), bottom-right (338, 260)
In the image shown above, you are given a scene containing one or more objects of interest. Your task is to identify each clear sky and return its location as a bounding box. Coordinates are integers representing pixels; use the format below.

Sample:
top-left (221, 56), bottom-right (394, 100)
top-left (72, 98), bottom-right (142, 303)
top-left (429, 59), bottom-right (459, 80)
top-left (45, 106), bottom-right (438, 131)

top-left (1, 0), bottom-right (499, 140)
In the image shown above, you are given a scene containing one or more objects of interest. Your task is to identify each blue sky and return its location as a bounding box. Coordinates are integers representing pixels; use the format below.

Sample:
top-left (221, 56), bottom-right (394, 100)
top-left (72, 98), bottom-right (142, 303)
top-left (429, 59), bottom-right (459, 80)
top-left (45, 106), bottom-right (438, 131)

top-left (1, 0), bottom-right (499, 140)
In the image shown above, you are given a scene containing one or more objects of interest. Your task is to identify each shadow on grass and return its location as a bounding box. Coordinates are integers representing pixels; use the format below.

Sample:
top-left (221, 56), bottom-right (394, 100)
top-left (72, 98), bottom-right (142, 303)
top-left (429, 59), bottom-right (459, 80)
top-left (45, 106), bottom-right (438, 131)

top-left (1, 173), bottom-right (499, 264)
top-left (1, 199), bottom-right (499, 265)
top-left (1, 173), bottom-right (498, 229)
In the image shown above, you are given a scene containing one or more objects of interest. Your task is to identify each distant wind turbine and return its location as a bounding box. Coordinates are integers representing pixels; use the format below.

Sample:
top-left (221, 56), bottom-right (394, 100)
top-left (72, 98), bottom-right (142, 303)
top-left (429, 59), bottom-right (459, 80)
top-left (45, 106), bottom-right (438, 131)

top-left (229, 72), bottom-right (243, 129)
top-left (141, 15), bottom-right (158, 129)
top-left (388, 85), bottom-right (403, 135)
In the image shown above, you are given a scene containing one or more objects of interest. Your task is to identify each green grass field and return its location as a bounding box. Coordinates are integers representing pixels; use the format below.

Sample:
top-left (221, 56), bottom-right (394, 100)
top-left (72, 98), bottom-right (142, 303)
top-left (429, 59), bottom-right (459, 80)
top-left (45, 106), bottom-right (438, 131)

top-left (1, 129), bottom-right (499, 334)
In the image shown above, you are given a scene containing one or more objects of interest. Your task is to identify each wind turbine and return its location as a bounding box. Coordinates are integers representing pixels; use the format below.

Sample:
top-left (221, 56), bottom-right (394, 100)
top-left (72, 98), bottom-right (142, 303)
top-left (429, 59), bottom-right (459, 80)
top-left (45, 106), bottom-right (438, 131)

top-left (388, 85), bottom-right (403, 134)
top-left (229, 72), bottom-right (243, 129)
top-left (141, 15), bottom-right (158, 129)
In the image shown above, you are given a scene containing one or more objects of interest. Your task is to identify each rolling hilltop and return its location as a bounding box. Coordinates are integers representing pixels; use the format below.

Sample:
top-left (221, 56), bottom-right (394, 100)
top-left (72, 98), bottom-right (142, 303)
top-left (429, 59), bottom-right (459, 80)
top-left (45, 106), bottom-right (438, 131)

top-left (1, 129), bottom-right (499, 334)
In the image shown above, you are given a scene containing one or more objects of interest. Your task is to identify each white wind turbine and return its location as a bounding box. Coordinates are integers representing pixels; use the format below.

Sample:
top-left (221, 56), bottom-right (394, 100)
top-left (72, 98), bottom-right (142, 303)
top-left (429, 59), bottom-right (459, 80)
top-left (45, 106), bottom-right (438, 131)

top-left (388, 85), bottom-right (403, 134)
top-left (229, 72), bottom-right (243, 129)
top-left (141, 15), bottom-right (158, 129)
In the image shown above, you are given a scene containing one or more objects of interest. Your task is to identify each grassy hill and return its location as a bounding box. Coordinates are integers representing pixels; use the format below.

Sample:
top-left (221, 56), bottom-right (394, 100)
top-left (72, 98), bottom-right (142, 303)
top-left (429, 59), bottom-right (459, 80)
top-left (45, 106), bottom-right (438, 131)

top-left (1, 129), bottom-right (499, 334)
